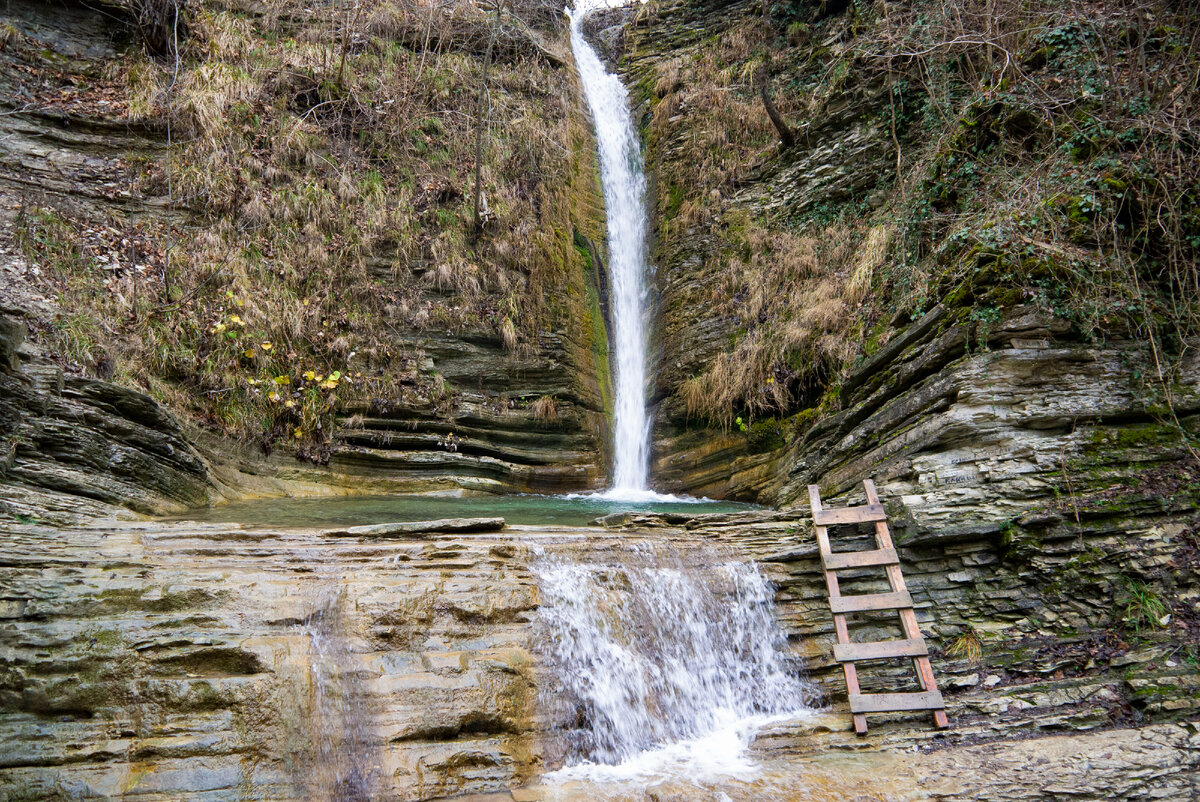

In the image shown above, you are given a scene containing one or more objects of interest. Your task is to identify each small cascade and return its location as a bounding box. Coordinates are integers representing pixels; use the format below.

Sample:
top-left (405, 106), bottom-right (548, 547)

top-left (569, 1), bottom-right (654, 496)
top-left (298, 585), bottom-right (377, 800)
top-left (534, 545), bottom-right (816, 776)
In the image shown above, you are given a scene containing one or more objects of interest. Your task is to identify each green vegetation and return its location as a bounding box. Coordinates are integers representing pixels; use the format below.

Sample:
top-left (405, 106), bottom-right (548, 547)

top-left (1119, 576), bottom-right (1170, 634)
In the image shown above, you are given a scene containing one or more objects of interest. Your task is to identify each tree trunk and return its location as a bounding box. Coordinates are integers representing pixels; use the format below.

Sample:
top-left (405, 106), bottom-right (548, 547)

top-left (758, 62), bottom-right (794, 149)
top-left (472, 7), bottom-right (501, 241)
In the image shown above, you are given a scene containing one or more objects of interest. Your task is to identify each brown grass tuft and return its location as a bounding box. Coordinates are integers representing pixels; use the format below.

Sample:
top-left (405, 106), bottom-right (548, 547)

top-left (530, 394), bottom-right (558, 421)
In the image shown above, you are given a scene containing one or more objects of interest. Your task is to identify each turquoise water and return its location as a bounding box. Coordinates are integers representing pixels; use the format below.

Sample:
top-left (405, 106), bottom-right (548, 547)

top-left (167, 493), bottom-right (759, 528)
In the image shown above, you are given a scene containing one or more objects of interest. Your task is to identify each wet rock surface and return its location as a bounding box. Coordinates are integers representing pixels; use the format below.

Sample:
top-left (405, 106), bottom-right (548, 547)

top-left (0, 519), bottom-right (547, 800)
top-left (323, 517), bottom-right (508, 538)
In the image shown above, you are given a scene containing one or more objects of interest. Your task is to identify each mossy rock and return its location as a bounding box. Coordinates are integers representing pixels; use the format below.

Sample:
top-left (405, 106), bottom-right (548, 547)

top-left (747, 418), bottom-right (785, 454)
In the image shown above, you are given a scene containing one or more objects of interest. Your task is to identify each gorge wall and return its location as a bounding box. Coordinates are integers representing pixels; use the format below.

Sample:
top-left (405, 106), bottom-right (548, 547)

top-left (0, 0), bottom-right (615, 510)
top-left (0, 0), bottom-right (1198, 799)
top-left (615, 0), bottom-right (1200, 513)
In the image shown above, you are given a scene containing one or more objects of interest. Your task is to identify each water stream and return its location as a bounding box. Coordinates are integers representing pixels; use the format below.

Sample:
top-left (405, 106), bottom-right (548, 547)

top-left (295, 584), bottom-right (378, 800)
top-left (570, 0), bottom-right (655, 498)
top-left (167, 492), bottom-right (756, 528)
top-left (192, 7), bottom-right (806, 797)
top-left (534, 544), bottom-right (816, 780)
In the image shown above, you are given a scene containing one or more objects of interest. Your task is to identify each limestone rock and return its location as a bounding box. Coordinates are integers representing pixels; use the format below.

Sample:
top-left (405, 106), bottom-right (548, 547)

top-left (324, 517), bottom-right (507, 537)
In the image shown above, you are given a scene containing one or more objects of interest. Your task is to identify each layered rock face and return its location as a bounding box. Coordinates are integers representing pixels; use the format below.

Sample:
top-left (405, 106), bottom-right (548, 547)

top-left (1, 516), bottom-right (1197, 800)
top-left (330, 328), bottom-right (608, 495)
top-left (615, 0), bottom-right (1200, 515)
top-left (0, 315), bottom-right (214, 517)
top-left (0, 520), bottom-right (545, 800)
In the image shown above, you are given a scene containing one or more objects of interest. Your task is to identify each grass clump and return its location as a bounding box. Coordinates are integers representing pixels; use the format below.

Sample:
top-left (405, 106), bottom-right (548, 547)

top-left (1119, 577), bottom-right (1170, 634)
top-left (946, 626), bottom-right (984, 664)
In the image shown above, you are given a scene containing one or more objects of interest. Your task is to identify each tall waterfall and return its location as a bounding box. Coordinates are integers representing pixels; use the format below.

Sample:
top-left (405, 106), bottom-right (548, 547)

top-left (570, 2), bottom-right (653, 496)
top-left (534, 546), bottom-right (815, 776)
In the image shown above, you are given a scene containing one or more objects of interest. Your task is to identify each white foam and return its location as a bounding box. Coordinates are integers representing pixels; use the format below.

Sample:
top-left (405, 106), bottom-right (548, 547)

top-left (534, 555), bottom-right (816, 779)
top-left (544, 710), bottom-right (809, 784)
top-left (562, 488), bottom-right (713, 504)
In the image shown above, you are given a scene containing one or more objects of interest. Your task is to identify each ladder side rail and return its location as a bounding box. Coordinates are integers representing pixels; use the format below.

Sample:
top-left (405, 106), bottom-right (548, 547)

top-left (862, 480), bottom-right (950, 729)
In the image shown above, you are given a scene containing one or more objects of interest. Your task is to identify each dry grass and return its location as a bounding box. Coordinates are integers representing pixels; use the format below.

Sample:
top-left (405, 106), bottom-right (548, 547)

top-left (675, 216), bottom-right (865, 427)
top-left (530, 394), bottom-right (558, 421)
top-left (946, 627), bottom-right (983, 664)
top-left (15, 0), bottom-right (591, 458)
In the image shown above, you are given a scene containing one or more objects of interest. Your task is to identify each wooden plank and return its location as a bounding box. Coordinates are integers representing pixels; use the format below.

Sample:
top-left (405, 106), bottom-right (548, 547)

top-left (813, 503), bottom-right (887, 527)
top-left (822, 547), bottom-right (899, 571)
top-left (849, 690), bottom-right (945, 714)
top-left (833, 638), bottom-right (929, 663)
top-left (829, 590), bottom-right (912, 614)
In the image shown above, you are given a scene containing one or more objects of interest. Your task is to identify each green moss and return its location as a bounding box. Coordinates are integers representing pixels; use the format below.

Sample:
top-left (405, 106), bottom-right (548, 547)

top-left (1084, 422), bottom-right (1180, 454)
top-left (664, 184), bottom-right (684, 219)
top-left (747, 418), bottom-right (785, 453)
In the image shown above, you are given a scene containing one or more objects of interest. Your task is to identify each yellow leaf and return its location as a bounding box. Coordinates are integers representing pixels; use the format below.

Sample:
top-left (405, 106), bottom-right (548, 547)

top-left (303, 370), bottom-right (316, 381)
top-left (212, 322), bottom-right (227, 333)
top-left (267, 391), bottom-right (279, 402)
top-left (243, 349), bottom-right (255, 359)
top-left (230, 314), bottom-right (245, 326)
top-left (261, 342), bottom-right (273, 351)
top-left (273, 375), bottom-right (290, 385)
top-left (294, 427), bottom-right (303, 437)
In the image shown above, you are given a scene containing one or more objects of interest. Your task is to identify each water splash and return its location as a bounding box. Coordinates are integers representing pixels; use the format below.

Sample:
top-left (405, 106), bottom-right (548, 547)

top-left (569, 1), bottom-right (653, 494)
top-left (534, 546), bottom-right (816, 779)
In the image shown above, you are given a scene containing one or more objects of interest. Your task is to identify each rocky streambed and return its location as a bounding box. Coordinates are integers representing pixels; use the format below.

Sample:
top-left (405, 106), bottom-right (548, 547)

top-left (1, 506), bottom-right (1196, 801)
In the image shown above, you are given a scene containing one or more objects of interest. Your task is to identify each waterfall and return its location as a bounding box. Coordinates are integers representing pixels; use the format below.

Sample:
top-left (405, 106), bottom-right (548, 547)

top-left (534, 546), bottom-right (815, 777)
top-left (570, 1), bottom-right (654, 496)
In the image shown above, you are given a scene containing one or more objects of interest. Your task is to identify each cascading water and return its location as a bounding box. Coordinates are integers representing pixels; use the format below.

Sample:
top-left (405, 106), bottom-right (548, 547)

top-left (295, 585), bottom-right (377, 800)
top-left (534, 545), bottom-right (816, 778)
top-left (569, 1), bottom-right (654, 498)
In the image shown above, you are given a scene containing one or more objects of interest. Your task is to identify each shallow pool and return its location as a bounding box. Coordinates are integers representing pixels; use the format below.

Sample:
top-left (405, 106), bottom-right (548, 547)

top-left (165, 492), bottom-right (760, 528)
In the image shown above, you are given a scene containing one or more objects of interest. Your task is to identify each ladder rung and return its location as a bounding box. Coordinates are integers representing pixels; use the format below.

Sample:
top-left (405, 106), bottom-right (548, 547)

top-left (813, 503), bottom-right (887, 527)
top-left (829, 590), bottom-right (912, 614)
top-left (849, 690), bottom-right (944, 714)
top-left (822, 547), bottom-right (899, 571)
top-left (833, 638), bottom-right (929, 662)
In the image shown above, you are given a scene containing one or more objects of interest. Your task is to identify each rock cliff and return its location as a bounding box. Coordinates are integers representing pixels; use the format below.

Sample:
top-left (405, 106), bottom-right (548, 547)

top-left (0, 0), bottom-right (1198, 799)
top-left (0, 314), bottom-right (213, 517)
top-left (615, 0), bottom-right (1200, 517)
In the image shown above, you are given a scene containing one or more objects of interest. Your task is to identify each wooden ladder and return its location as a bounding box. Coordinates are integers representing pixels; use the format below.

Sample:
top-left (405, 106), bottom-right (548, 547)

top-left (808, 479), bottom-right (949, 735)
